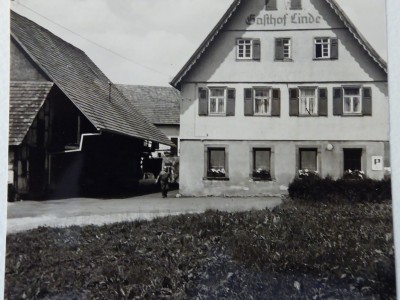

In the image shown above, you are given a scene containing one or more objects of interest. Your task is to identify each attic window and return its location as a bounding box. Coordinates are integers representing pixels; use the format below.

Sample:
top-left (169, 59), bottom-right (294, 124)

top-left (236, 39), bottom-right (261, 60)
top-left (290, 0), bottom-right (302, 10)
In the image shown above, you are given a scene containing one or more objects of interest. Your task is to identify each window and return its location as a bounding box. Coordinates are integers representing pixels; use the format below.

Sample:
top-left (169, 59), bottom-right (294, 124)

top-left (252, 148), bottom-right (272, 180)
top-left (207, 148), bottom-right (227, 179)
top-left (290, 87), bottom-right (327, 116)
top-left (236, 39), bottom-right (261, 60)
top-left (343, 87), bottom-right (361, 114)
top-left (333, 87), bottom-right (372, 116)
top-left (299, 88), bottom-right (317, 116)
top-left (198, 87), bottom-right (236, 116)
top-left (314, 37), bottom-right (338, 59)
top-left (237, 39), bottom-right (252, 59)
top-left (209, 88), bottom-right (226, 114)
top-left (315, 38), bottom-right (330, 58)
top-left (275, 38), bottom-right (291, 61)
top-left (343, 149), bottom-right (362, 171)
top-left (299, 148), bottom-right (318, 171)
top-left (265, 0), bottom-right (277, 10)
top-left (254, 89), bottom-right (271, 115)
top-left (290, 0), bottom-right (302, 9)
top-left (244, 88), bottom-right (280, 116)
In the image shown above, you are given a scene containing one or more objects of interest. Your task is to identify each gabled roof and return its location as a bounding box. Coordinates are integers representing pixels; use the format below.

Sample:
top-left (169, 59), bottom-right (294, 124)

top-left (116, 84), bottom-right (181, 125)
top-left (9, 81), bottom-right (53, 146)
top-left (170, 0), bottom-right (387, 89)
top-left (11, 11), bottom-right (174, 147)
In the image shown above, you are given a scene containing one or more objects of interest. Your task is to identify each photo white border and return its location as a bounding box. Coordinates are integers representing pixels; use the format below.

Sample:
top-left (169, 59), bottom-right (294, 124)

top-left (0, 0), bottom-right (10, 296)
top-left (0, 0), bottom-right (398, 297)
top-left (387, 0), bottom-right (400, 296)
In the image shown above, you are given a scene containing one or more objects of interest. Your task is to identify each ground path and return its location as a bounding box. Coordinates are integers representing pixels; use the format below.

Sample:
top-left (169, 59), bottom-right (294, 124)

top-left (7, 191), bottom-right (281, 234)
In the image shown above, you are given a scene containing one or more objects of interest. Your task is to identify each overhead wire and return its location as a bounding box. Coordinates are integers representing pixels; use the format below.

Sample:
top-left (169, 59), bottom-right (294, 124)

top-left (13, 1), bottom-right (172, 79)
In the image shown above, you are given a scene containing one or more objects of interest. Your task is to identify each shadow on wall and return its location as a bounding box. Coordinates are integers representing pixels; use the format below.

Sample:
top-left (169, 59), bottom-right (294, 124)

top-left (310, 0), bottom-right (387, 85)
top-left (179, 0), bottom-right (266, 116)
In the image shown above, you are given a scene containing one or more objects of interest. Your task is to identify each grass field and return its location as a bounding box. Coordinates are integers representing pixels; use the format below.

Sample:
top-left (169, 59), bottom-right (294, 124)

top-left (5, 200), bottom-right (395, 299)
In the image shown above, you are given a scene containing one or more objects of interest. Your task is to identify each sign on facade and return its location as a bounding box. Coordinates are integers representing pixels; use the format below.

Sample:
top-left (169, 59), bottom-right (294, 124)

top-left (372, 156), bottom-right (383, 171)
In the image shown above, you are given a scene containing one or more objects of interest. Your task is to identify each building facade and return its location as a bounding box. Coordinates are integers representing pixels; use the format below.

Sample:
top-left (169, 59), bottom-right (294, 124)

top-left (171, 0), bottom-right (389, 196)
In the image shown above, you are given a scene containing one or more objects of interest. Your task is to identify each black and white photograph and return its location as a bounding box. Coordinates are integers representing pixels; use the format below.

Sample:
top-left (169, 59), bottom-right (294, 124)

top-left (1, 0), bottom-right (399, 298)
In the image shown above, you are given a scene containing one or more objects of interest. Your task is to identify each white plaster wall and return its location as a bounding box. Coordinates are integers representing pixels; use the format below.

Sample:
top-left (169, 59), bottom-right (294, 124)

top-left (179, 140), bottom-right (386, 196)
top-left (180, 82), bottom-right (389, 141)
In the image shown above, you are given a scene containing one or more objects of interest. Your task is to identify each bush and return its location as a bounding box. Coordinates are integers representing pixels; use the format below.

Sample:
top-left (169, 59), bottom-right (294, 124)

top-left (288, 176), bottom-right (391, 202)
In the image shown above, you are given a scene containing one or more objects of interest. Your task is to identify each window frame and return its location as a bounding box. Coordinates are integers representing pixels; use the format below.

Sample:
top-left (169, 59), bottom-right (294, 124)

top-left (251, 148), bottom-right (272, 181)
top-left (208, 87), bottom-right (227, 115)
top-left (296, 146), bottom-right (321, 176)
top-left (204, 145), bottom-right (229, 181)
top-left (253, 88), bottom-right (272, 116)
top-left (237, 39), bottom-right (253, 60)
top-left (299, 87), bottom-right (318, 116)
top-left (342, 147), bottom-right (366, 176)
top-left (314, 37), bottom-right (331, 59)
top-left (342, 86), bottom-right (362, 115)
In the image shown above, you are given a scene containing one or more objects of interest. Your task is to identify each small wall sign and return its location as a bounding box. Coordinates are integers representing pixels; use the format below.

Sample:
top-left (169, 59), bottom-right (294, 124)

top-left (372, 156), bottom-right (383, 171)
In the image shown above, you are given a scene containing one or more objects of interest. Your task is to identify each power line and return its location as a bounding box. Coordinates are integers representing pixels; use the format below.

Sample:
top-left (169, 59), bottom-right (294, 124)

top-left (14, 2), bottom-right (172, 79)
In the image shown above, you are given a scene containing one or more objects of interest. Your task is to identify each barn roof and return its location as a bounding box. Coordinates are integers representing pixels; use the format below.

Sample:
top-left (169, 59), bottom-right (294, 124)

top-left (116, 85), bottom-right (181, 125)
top-left (11, 11), bottom-right (174, 146)
top-left (170, 0), bottom-right (387, 89)
top-left (9, 81), bottom-right (53, 146)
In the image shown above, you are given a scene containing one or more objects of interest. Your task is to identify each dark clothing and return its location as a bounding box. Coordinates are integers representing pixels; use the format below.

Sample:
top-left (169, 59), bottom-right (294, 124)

top-left (157, 171), bottom-right (170, 198)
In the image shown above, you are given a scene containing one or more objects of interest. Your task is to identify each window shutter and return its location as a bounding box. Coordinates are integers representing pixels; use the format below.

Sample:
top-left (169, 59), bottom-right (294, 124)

top-left (244, 88), bottom-right (254, 116)
top-left (318, 88), bottom-right (328, 116)
top-left (271, 89), bottom-right (281, 116)
top-left (291, 0), bottom-right (302, 9)
top-left (332, 88), bottom-right (343, 115)
top-left (289, 88), bottom-right (299, 116)
top-left (226, 88), bottom-right (236, 116)
top-left (275, 39), bottom-right (284, 60)
top-left (362, 87), bottom-right (372, 116)
top-left (198, 87), bottom-right (208, 116)
top-left (265, 0), bottom-right (277, 10)
top-left (253, 39), bottom-right (261, 61)
top-left (330, 38), bottom-right (339, 59)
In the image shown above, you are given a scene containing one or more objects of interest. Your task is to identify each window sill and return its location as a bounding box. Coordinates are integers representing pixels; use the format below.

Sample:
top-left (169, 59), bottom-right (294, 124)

top-left (313, 58), bottom-right (337, 61)
top-left (274, 59), bottom-right (293, 62)
top-left (252, 178), bottom-right (274, 182)
top-left (341, 113), bottom-right (364, 117)
top-left (203, 177), bottom-right (230, 181)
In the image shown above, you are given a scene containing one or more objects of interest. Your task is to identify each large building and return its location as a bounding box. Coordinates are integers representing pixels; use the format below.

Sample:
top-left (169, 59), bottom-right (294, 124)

top-left (9, 11), bottom-right (173, 199)
top-left (171, 0), bottom-right (389, 196)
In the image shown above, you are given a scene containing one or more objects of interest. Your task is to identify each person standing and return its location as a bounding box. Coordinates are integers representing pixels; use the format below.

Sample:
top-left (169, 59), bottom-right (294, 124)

top-left (156, 167), bottom-right (171, 198)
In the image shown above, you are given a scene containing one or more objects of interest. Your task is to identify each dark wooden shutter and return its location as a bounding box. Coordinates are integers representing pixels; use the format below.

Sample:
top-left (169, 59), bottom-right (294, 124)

top-left (330, 38), bottom-right (339, 59)
top-left (291, 0), bottom-right (302, 9)
top-left (226, 88), bottom-right (236, 116)
top-left (265, 0), bottom-right (277, 10)
top-left (275, 39), bottom-right (284, 60)
top-left (253, 39), bottom-right (261, 61)
top-left (332, 87), bottom-right (343, 115)
top-left (289, 88), bottom-right (299, 116)
top-left (198, 87), bottom-right (208, 116)
top-left (271, 89), bottom-right (281, 116)
top-left (362, 87), bottom-right (372, 116)
top-left (318, 88), bottom-right (328, 116)
top-left (244, 88), bottom-right (254, 116)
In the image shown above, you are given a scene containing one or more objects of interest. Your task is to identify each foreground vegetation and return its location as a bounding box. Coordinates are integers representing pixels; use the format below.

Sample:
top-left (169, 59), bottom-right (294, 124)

top-left (6, 200), bottom-right (394, 299)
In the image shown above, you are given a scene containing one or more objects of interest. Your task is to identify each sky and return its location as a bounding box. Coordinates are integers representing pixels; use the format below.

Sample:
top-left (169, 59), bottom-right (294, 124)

top-left (10, 0), bottom-right (387, 86)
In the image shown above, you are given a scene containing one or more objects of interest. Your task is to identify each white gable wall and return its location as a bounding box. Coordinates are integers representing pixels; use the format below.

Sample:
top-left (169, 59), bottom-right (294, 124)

top-left (177, 0), bottom-right (389, 196)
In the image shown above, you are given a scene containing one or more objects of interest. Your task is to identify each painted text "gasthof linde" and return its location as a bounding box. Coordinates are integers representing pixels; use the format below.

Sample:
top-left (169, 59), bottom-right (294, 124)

top-left (245, 13), bottom-right (322, 26)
